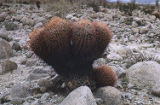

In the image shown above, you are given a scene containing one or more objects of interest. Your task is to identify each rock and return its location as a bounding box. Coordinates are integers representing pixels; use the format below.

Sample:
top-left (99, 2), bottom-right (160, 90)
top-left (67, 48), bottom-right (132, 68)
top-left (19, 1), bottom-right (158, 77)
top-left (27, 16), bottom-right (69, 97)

top-left (108, 64), bottom-right (126, 78)
top-left (21, 17), bottom-right (34, 26)
top-left (6, 15), bottom-right (11, 20)
top-left (150, 15), bottom-right (156, 21)
top-left (1, 60), bottom-right (18, 74)
top-left (25, 51), bottom-right (33, 58)
top-left (0, 32), bottom-right (12, 41)
top-left (132, 28), bottom-right (139, 34)
top-left (14, 15), bottom-right (23, 21)
top-left (23, 97), bottom-right (38, 105)
top-left (10, 83), bottom-right (32, 98)
top-left (27, 73), bottom-right (49, 81)
top-left (34, 22), bottom-right (43, 29)
top-left (0, 40), bottom-right (13, 59)
top-left (0, 17), bottom-right (5, 22)
top-left (66, 14), bottom-right (73, 19)
top-left (0, 12), bottom-right (7, 22)
top-left (34, 17), bottom-right (45, 24)
top-left (45, 14), bottom-right (52, 19)
top-left (71, 17), bottom-right (79, 21)
top-left (133, 17), bottom-right (145, 26)
top-left (38, 77), bottom-right (54, 92)
top-left (32, 67), bottom-right (49, 74)
top-left (25, 59), bottom-right (37, 67)
top-left (12, 42), bottom-right (21, 51)
top-left (92, 58), bottom-right (106, 68)
top-left (152, 84), bottom-right (160, 97)
top-left (10, 98), bottom-right (24, 105)
top-left (0, 92), bottom-right (10, 104)
top-left (59, 86), bottom-right (97, 105)
top-left (126, 61), bottom-right (160, 89)
top-left (139, 27), bottom-right (148, 34)
top-left (107, 53), bottom-right (123, 61)
top-left (40, 93), bottom-right (50, 102)
top-left (96, 86), bottom-right (121, 105)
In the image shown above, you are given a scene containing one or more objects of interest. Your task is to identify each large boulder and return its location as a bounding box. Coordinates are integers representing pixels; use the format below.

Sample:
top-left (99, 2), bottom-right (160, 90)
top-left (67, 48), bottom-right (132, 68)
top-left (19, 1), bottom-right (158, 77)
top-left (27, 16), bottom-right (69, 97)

top-left (0, 40), bottom-right (13, 59)
top-left (59, 86), bottom-right (97, 105)
top-left (126, 61), bottom-right (160, 89)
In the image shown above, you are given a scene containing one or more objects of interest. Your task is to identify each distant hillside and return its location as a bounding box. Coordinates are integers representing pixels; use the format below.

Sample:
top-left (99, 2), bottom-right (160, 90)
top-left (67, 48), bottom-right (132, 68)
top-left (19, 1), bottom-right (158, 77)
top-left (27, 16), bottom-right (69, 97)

top-left (107, 0), bottom-right (158, 4)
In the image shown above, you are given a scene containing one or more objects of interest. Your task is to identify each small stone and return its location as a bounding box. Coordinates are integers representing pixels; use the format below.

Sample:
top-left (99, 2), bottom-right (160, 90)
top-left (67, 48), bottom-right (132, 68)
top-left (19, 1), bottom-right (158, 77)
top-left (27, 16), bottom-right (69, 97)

top-left (152, 84), bottom-right (160, 97)
top-left (34, 22), bottom-right (43, 29)
top-left (38, 77), bottom-right (53, 92)
top-left (109, 64), bottom-right (126, 78)
top-left (93, 58), bottom-right (106, 68)
top-left (133, 17), bottom-right (145, 26)
top-left (34, 17), bottom-right (45, 24)
top-left (0, 32), bottom-right (12, 41)
top-left (1, 60), bottom-right (18, 74)
top-left (66, 14), bottom-right (73, 19)
top-left (0, 40), bottom-right (13, 59)
top-left (132, 28), bottom-right (139, 34)
top-left (12, 42), bottom-right (21, 51)
top-left (0, 12), bottom-right (7, 22)
top-left (139, 27), bottom-right (148, 34)
top-left (15, 15), bottom-right (23, 21)
top-left (96, 86), bottom-right (121, 105)
top-left (107, 53), bottom-right (123, 61)
top-left (59, 86), bottom-right (97, 105)
top-left (0, 92), bottom-right (10, 104)
top-left (26, 51), bottom-right (33, 58)
top-left (26, 59), bottom-right (36, 67)
top-left (71, 17), bottom-right (79, 21)
top-left (27, 73), bottom-right (48, 81)
top-left (45, 14), bottom-right (52, 19)
top-left (10, 83), bottom-right (32, 98)
top-left (10, 98), bottom-right (24, 105)
top-left (40, 93), bottom-right (50, 102)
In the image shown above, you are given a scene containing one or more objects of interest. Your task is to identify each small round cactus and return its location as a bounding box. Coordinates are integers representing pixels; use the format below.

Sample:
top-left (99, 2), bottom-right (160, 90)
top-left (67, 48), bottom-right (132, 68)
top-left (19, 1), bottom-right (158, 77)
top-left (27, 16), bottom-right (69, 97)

top-left (93, 65), bottom-right (117, 87)
top-left (152, 11), bottom-right (160, 18)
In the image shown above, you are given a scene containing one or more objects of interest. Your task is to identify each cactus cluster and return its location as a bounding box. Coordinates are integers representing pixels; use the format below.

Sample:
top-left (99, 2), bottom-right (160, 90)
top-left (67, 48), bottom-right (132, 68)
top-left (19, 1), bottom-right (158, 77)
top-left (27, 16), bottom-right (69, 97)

top-left (29, 17), bottom-right (116, 87)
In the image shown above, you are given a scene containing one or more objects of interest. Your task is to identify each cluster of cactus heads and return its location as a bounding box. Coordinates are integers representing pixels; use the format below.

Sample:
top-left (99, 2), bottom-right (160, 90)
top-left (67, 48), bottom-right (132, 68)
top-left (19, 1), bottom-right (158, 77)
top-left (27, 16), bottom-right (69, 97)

top-left (29, 17), bottom-right (117, 87)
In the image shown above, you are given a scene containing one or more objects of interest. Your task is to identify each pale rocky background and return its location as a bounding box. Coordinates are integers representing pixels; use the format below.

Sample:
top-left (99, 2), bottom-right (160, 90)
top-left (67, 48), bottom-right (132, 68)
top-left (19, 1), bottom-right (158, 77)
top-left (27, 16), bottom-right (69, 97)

top-left (0, 2), bottom-right (160, 105)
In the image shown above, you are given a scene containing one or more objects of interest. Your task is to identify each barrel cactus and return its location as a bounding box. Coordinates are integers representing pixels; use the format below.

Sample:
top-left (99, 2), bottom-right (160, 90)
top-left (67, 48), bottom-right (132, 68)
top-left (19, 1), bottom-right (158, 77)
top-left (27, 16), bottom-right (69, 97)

top-left (29, 17), bottom-right (116, 87)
